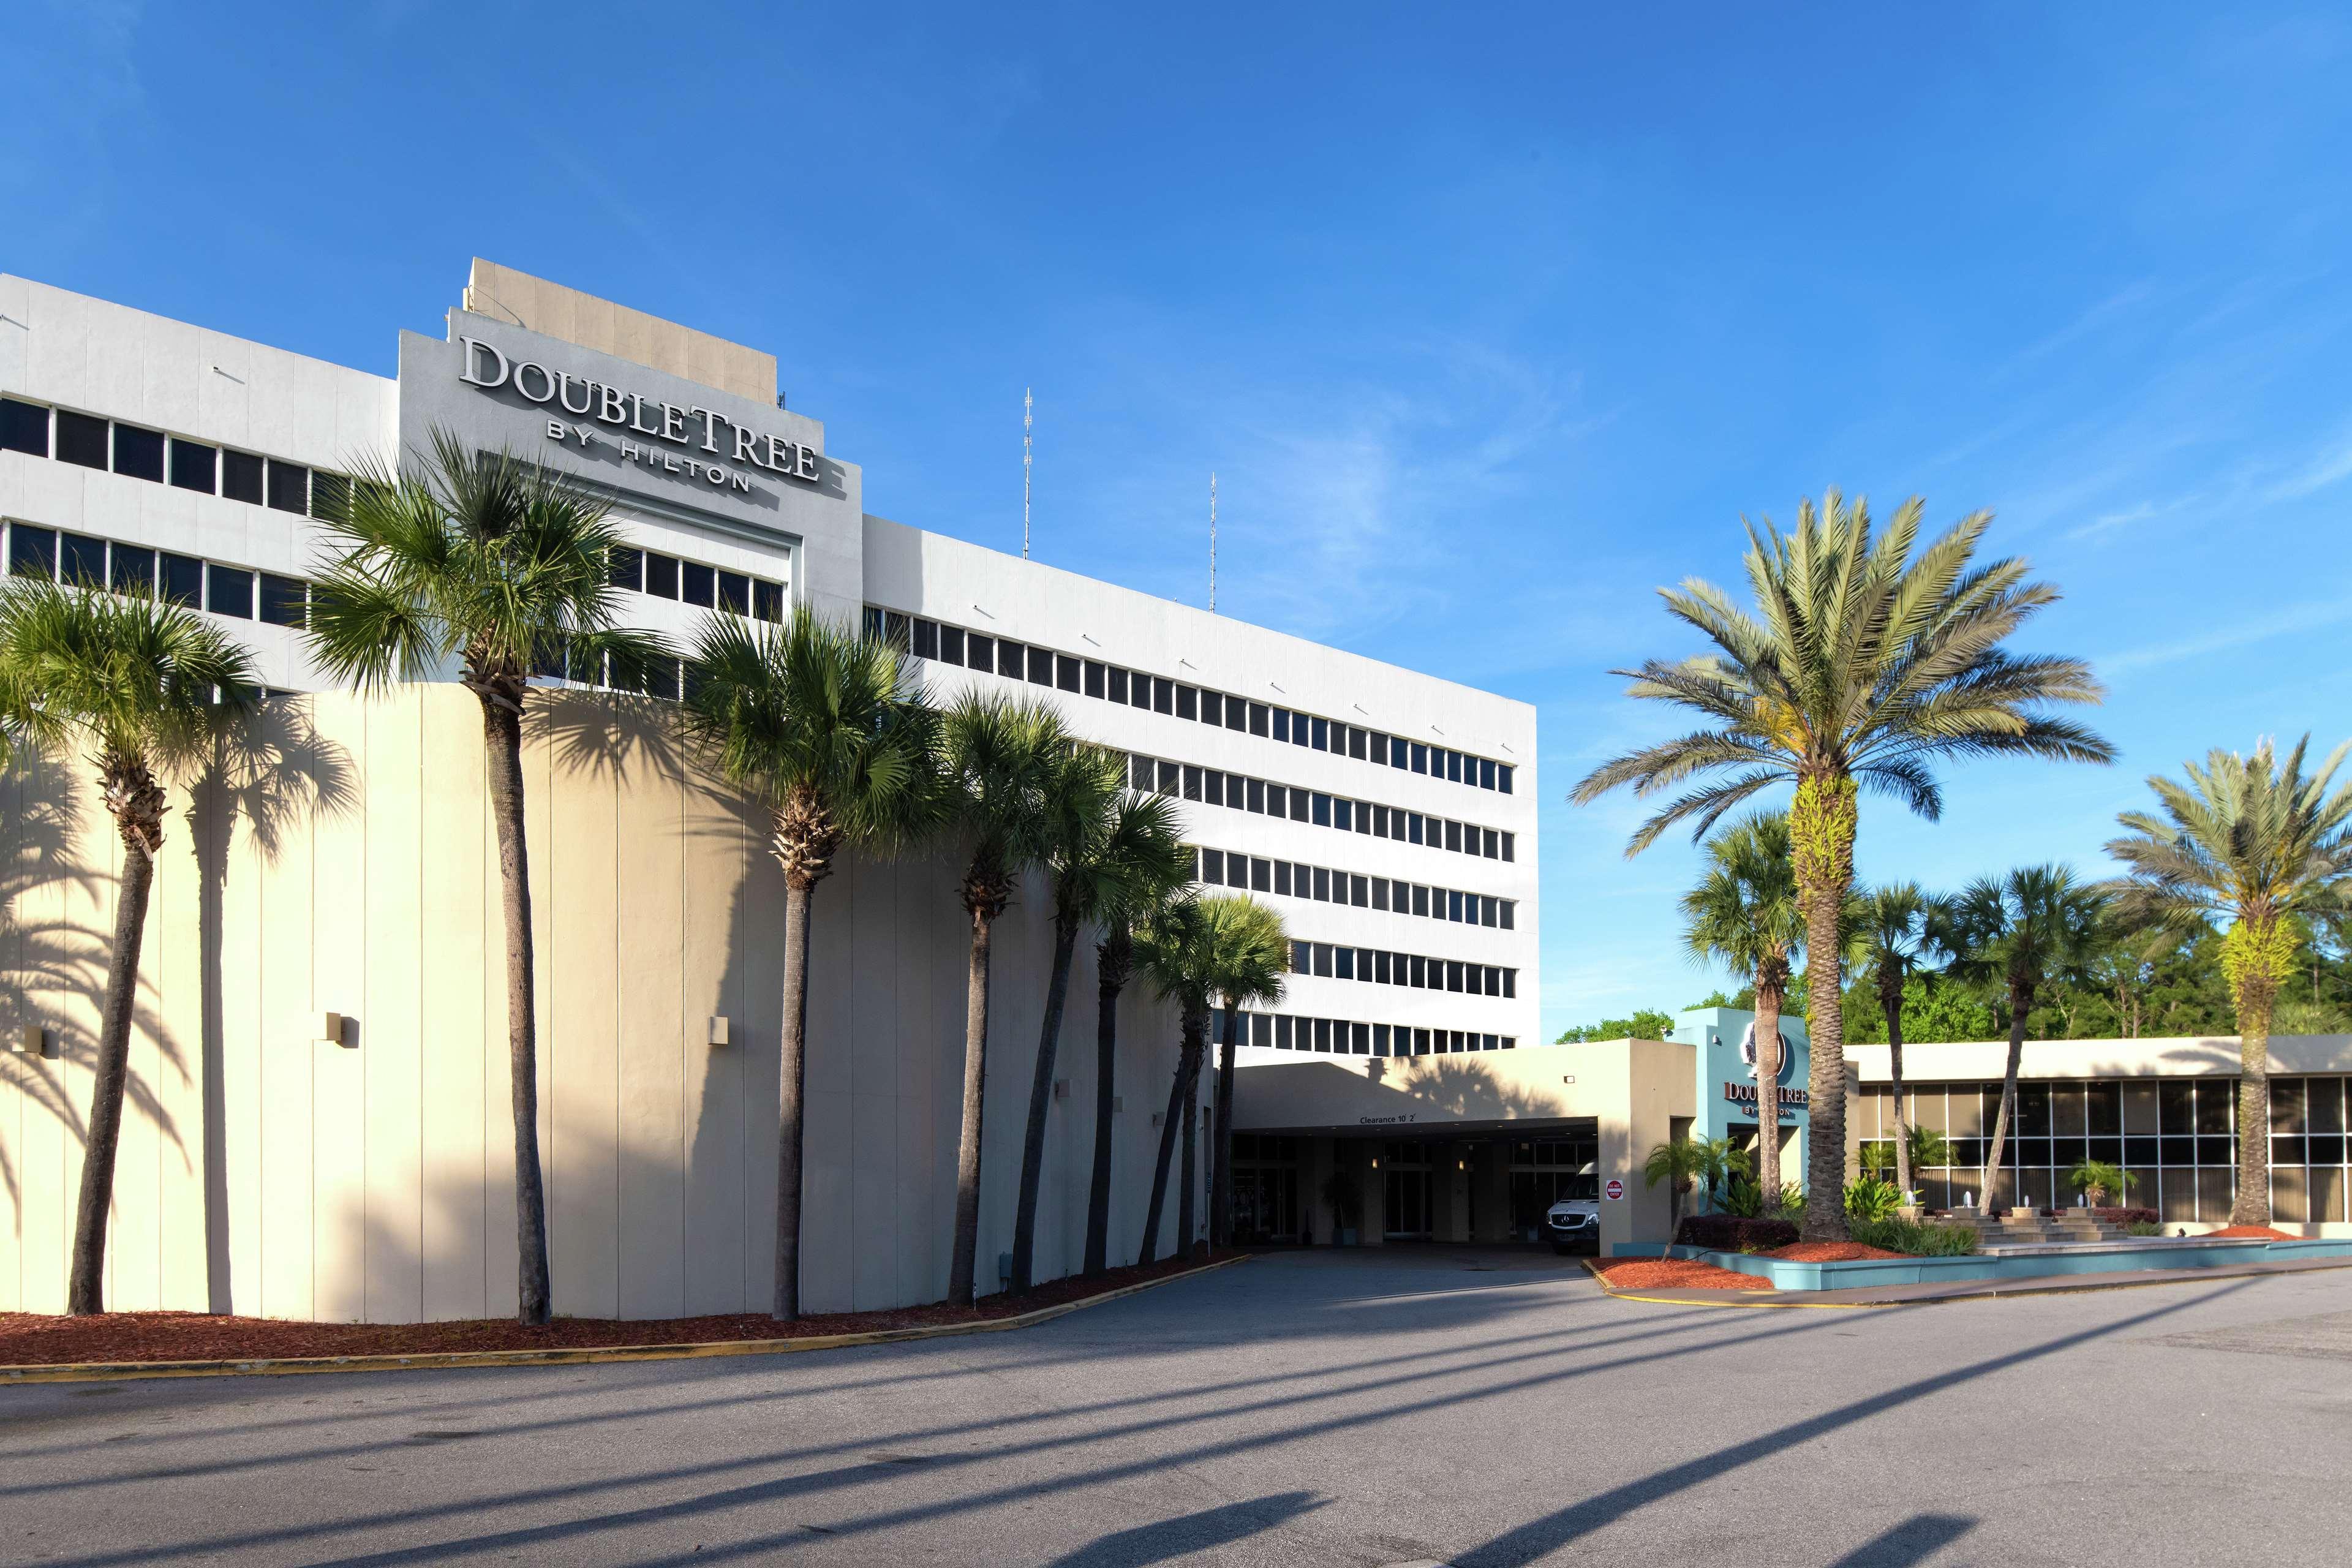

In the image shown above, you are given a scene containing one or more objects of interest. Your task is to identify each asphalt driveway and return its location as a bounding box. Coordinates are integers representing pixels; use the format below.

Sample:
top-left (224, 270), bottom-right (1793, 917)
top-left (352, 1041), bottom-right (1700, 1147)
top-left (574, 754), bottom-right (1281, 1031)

top-left (4, 1245), bottom-right (2349, 1566)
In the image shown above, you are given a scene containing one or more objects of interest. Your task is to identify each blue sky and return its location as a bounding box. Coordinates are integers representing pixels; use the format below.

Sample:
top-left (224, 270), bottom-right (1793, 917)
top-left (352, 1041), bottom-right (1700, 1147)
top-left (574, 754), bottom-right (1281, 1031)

top-left (9, 4), bottom-right (2350, 1037)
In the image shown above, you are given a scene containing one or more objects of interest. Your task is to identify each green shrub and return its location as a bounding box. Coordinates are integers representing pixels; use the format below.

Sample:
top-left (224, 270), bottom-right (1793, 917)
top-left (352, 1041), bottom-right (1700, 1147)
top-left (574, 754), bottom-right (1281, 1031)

top-left (2124, 1220), bottom-right (2165, 1237)
top-left (1849, 1215), bottom-right (1980, 1256)
top-left (1845, 1177), bottom-right (1902, 1223)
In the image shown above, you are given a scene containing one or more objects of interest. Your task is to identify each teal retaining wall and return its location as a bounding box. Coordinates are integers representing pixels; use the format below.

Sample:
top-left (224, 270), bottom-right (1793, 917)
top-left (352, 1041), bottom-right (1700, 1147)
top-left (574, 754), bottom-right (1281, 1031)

top-left (1610, 1236), bottom-right (2352, 1291)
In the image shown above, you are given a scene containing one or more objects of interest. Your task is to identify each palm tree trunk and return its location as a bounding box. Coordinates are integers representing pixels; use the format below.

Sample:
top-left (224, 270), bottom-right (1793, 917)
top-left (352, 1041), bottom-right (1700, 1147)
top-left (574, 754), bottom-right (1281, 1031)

top-left (1792, 774), bottom-right (1855, 1242)
top-left (483, 699), bottom-right (552, 1326)
top-left (1137, 1033), bottom-right (1193, 1266)
top-left (1981, 981), bottom-right (2030, 1216)
top-left (1884, 981), bottom-right (1913, 1205)
top-left (1210, 1001), bottom-right (1241, 1248)
top-left (773, 873), bottom-right (815, 1321)
top-left (1178, 1046), bottom-right (1201, 1258)
top-left (1083, 941), bottom-right (1126, 1275)
top-left (948, 907), bottom-right (995, 1305)
top-left (2233, 981), bottom-right (2275, 1225)
top-left (1752, 979), bottom-right (1783, 1212)
top-left (66, 828), bottom-right (157, 1316)
top-left (1011, 911), bottom-right (1082, 1291)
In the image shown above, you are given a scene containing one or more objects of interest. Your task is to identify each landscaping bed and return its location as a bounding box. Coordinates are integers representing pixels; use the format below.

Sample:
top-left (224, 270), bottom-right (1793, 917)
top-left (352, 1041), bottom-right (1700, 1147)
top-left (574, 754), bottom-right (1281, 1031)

top-left (0, 1250), bottom-right (1236, 1366)
top-left (1593, 1257), bottom-right (1775, 1292)
top-left (2203, 1224), bottom-right (2301, 1241)
top-left (1765, 1242), bottom-right (1904, 1262)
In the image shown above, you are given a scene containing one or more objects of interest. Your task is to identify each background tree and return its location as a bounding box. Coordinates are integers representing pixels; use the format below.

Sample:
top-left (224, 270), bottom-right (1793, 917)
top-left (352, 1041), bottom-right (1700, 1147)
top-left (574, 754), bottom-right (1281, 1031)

top-left (1572, 489), bottom-right (2113, 1239)
top-left (937, 693), bottom-right (1063, 1304)
top-left (1555, 1008), bottom-right (1678, 1043)
top-left (1947, 866), bottom-right (2108, 1215)
top-left (1081, 840), bottom-right (1194, 1275)
top-left (2105, 736), bottom-right (2352, 1224)
top-left (1856, 883), bottom-right (1950, 1202)
top-left (1208, 897), bottom-right (1289, 1250)
top-left (1011, 758), bottom-right (1188, 1289)
top-left (306, 431), bottom-right (670, 1325)
top-left (0, 578), bottom-right (258, 1314)
top-left (1679, 809), bottom-right (1807, 1210)
top-left (1135, 894), bottom-right (1212, 1265)
top-left (682, 609), bottom-right (937, 1320)
top-left (1643, 1136), bottom-right (1705, 1242)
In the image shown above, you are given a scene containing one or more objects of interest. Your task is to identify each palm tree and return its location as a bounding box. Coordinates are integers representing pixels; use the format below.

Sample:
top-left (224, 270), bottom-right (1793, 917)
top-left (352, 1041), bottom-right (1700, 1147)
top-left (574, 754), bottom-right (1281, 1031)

top-left (1134, 893), bottom-right (1213, 1265)
top-left (2105, 736), bottom-right (2352, 1224)
top-left (1010, 756), bottom-right (1189, 1290)
top-left (682, 609), bottom-right (938, 1319)
top-left (1690, 1134), bottom-right (1747, 1213)
top-left (1208, 897), bottom-right (1290, 1250)
top-left (1080, 821), bottom-right (1196, 1276)
top-left (1946, 866), bottom-right (2107, 1216)
top-left (1679, 810), bottom-right (1807, 1210)
top-left (306, 430), bottom-right (671, 1324)
top-left (0, 578), bottom-right (258, 1314)
top-left (1857, 883), bottom-right (1951, 1204)
top-left (938, 693), bottom-right (1066, 1305)
top-left (2067, 1158), bottom-right (2135, 1208)
top-left (1570, 490), bottom-right (2113, 1238)
top-left (1642, 1136), bottom-right (1705, 1243)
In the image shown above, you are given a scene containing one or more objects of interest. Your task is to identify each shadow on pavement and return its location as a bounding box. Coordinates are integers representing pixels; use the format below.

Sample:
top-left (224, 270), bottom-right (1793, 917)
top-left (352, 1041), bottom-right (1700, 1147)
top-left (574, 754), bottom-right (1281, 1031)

top-left (1041, 1491), bottom-right (1326, 1566)
top-left (1826, 1513), bottom-right (1977, 1566)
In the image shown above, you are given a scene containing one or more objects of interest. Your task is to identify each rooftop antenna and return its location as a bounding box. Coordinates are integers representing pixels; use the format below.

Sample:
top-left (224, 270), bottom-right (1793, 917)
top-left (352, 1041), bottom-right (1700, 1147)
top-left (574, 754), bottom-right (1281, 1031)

top-left (1022, 388), bottom-right (1033, 560)
top-left (1208, 472), bottom-right (1218, 613)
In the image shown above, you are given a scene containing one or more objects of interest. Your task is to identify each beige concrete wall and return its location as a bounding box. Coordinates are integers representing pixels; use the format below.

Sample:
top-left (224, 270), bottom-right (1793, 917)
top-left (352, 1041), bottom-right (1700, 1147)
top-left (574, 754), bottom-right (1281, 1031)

top-left (1, 686), bottom-right (1196, 1320)
top-left (458, 260), bottom-right (778, 408)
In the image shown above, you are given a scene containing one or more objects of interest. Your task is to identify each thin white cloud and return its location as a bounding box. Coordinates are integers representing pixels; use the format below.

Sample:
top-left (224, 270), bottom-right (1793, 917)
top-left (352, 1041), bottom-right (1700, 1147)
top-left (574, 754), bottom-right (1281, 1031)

top-left (2261, 422), bottom-right (2352, 503)
top-left (2100, 596), bottom-right (2352, 676)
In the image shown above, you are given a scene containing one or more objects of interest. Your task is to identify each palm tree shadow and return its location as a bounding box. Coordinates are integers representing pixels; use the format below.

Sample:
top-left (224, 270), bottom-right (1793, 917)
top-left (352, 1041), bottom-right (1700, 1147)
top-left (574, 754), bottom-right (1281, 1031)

top-left (1039, 1491), bottom-right (1327, 1566)
top-left (1825, 1513), bottom-right (1976, 1566)
top-left (524, 688), bottom-right (687, 785)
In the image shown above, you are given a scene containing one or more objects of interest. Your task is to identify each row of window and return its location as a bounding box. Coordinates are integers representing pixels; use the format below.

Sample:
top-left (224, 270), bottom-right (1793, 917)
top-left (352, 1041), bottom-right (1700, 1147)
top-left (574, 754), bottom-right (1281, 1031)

top-left (1287, 940), bottom-right (1518, 998)
top-left (1, 397), bottom-right (344, 519)
top-left (1195, 845), bottom-right (1516, 930)
top-left (865, 603), bottom-right (1515, 797)
top-left (1131, 752), bottom-right (1514, 864)
top-left (606, 546), bottom-right (785, 623)
top-left (1210, 1006), bottom-right (1517, 1057)
top-left (6, 520), bottom-right (309, 627)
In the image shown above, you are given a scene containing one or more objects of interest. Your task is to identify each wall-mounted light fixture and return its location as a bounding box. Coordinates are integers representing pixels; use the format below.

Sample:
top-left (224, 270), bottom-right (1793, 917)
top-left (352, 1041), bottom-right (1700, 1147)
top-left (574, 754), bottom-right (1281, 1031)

top-left (1053, 1079), bottom-right (1069, 1101)
top-left (12, 1024), bottom-right (47, 1057)
top-left (319, 1012), bottom-right (348, 1047)
top-left (1561, 1074), bottom-right (1577, 1086)
top-left (1369, 1156), bottom-right (1381, 1169)
top-left (708, 1016), bottom-right (733, 1047)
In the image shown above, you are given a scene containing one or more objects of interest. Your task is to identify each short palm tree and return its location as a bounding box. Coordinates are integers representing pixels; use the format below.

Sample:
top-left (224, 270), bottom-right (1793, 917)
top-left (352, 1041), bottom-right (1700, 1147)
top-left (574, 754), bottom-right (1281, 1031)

top-left (0, 577), bottom-right (258, 1314)
top-left (1679, 809), bottom-right (1807, 1210)
top-left (2105, 736), bottom-right (2352, 1224)
top-left (682, 609), bottom-right (938, 1320)
top-left (2067, 1158), bottom-right (2135, 1208)
top-left (1947, 866), bottom-right (2107, 1215)
top-left (1643, 1136), bottom-right (1706, 1242)
top-left (1207, 897), bottom-right (1289, 1250)
top-left (1082, 856), bottom-right (1195, 1275)
top-left (1857, 883), bottom-right (1951, 1204)
top-left (1010, 755), bottom-right (1189, 1290)
top-left (1690, 1134), bottom-right (1748, 1213)
top-left (1907, 1124), bottom-right (1956, 1182)
top-left (1134, 893), bottom-right (1213, 1265)
top-left (1572, 490), bottom-right (2113, 1238)
top-left (938, 693), bottom-right (1066, 1304)
top-left (306, 430), bottom-right (672, 1324)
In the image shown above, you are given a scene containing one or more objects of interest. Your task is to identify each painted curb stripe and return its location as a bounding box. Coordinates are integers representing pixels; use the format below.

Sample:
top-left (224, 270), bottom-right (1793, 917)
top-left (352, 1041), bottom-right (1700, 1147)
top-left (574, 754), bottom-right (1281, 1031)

top-left (0, 1254), bottom-right (1250, 1385)
top-left (1578, 1253), bottom-right (2352, 1311)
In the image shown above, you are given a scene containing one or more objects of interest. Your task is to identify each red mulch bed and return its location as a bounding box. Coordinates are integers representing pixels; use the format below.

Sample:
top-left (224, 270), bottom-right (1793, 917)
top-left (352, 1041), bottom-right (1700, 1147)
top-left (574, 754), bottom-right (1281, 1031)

top-left (1592, 1257), bottom-right (1775, 1292)
top-left (1765, 1242), bottom-right (1905, 1262)
top-left (2204, 1224), bottom-right (2300, 1241)
top-left (0, 1250), bottom-right (1237, 1366)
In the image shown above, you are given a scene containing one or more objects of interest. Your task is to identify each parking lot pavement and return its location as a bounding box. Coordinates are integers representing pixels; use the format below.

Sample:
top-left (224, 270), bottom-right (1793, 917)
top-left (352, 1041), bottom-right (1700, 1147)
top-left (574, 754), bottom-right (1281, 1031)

top-left (4, 1247), bottom-right (2351, 1566)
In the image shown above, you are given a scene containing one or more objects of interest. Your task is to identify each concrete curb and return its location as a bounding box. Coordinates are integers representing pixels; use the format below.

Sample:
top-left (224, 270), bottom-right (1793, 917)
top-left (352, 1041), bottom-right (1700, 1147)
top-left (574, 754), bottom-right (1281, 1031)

top-left (1580, 1252), bottom-right (2352, 1310)
top-left (0, 1254), bottom-right (1250, 1386)
top-left (1579, 1257), bottom-right (1880, 1311)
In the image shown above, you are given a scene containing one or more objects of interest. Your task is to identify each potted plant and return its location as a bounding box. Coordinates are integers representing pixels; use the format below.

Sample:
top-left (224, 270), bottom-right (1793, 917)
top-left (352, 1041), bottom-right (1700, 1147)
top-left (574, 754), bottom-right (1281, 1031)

top-left (1322, 1168), bottom-right (1363, 1246)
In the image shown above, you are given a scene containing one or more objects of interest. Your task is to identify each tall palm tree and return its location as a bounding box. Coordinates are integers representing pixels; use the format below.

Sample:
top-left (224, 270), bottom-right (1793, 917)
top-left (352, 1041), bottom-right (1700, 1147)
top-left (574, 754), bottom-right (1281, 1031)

top-left (1946, 866), bottom-right (2107, 1215)
top-left (307, 431), bottom-right (671, 1324)
top-left (1134, 893), bottom-right (1213, 1265)
top-left (1010, 759), bottom-right (1189, 1289)
top-left (2105, 736), bottom-right (2352, 1224)
top-left (938, 693), bottom-right (1066, 1304)
top-left (1679, 810), bottom-right (1807, 1208)
top-left (0, 578), bottom-right (258, 1314)
top-left (1857, 883), bottom-right (1951, 1204)
top-left (1570, 491), bottom-right (2113, 1237)
top-left (1208, 898), bottom-right (1290, 1250)
top-left (682, 609), bottom-right (938, 1319)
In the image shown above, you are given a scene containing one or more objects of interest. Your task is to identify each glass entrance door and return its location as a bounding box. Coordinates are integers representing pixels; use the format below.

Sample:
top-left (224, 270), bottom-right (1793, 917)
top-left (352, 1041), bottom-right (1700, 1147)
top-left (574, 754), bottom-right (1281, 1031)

top-left (1383, 1141), bottom-right (1434, 1238)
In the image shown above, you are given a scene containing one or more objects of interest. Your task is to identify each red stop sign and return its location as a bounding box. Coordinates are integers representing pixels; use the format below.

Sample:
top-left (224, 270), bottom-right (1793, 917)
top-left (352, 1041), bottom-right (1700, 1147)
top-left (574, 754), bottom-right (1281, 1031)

top-left (1604, 1178), bottom-right (1625, 1200)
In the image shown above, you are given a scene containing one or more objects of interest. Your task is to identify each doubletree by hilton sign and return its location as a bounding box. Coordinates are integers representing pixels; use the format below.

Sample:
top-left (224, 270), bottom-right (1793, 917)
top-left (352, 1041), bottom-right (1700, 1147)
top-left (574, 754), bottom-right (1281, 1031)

top-left (458, 337), bottom-right (821, 495)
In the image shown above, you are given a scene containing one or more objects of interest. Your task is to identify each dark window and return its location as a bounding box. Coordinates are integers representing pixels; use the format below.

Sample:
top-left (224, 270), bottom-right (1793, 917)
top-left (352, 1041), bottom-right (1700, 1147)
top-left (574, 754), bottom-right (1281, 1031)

top-left (1272, 709), bottom-right (1291, 742)
top-left (1102, 666), bottom-right (1126, 703)
top-left (1224, 695), bottom-right (1245, 732)
top-left (1372, 880), bottom-right (1390, 912)
top-left (753, 580), bottom-right (784, 622)
top-left (717, 570), bottom-right (750, 616)
top-left (1499, 900), bottom-right (1515, 930)
top-left (1314, 1018), bottom-right (1333, 1051)
top-left (168, 437), bottom-right (217, 493)
top-left (608, 546), bottom-right (644, 590)
top-left (1375, 951), bottom-right (1392, 984)
top-left (9, 522), bottom-right (58, 579)
top-left (1200, 691), bottom-right (1221, 726)
top-left (311, 472), bottom-right (350, 519)
top-left (931, 624), bottom-right (962, 664)
top-left (1409, 956), bottom-right (1427, 988)
top-left (1204, 769), bottom-right (1225, 805)
top-left (1373, 805), bottom-right (1389, 837)
top-left (265, 459), bottom-right (308, 514)
top-left (1057, 653), bottom-right (1080, 693)
top-left (1374, 1024), bottom-right (1392, 1055)
top-left (1001, 639), bottom-right (1030, 679)
top-left (1503, 970), bottom-right (1517, 999)
top-left (1289, 788), bottom-right (1309, 823)
top-left (912, 619), bottom-right (939, 658)
top-left (681, 561), bottom-right (716, 607)
top-left (1251, 857), bottom-right (1270, 892)
top-left (1250, 701), bottom-right (1270, 737)
top-left (0, 398), bottom-right (48, 457)
top-left (1502, 832), bottom-right (1515, 863)
top-left (160, 552), bottom-right (203, 606)
top-left (1335, 948), bottom-right (1355, 981)
top-left (861, 606), bottom-right (886, 641)
top-left (1183, 765), bottom-right (1202, 801)
top-left (1449, 750), bottom-right (1465, 783)
top-left (1370, 734), bottom-right (1388, 766)
top-left (1413, 885), bottom-right (1430, 917)
top-left (1129, 754), bottom-right (1152, 790)
top-left (258, 573), bottom-right (307, 628)
top-left (1411, 742), bottom-right (1428, 774)
top-left (109, 542), bottom-right (154, 595)
top-left (966, 632), bottom-right (995, 669)
top-left (883, 612), bottom-right (911, 648)
top-left (1445, 820), bottom-right (1463, 853)
top-left (1313, 867), bottom-right (1330, 901)
top-left (1498, 764), bottom-right (1513, 794)
top-left (1447, 960), bottom-right (1465, 993)
top-left (206, 564), bottom-right (253, 619)
top-left (1311, 793), bottom-right (1332, 827)
top-left (58, 532), bottom-right (106, 587)
top-left (1156, 760), bottom-right (1178, 794)
top-left (1479, 758), bottom-right (1496, 790)
top-left (1247, 777), bottom-right (1265, 813)
top-left (638, 552), bottom-right (677, 599)
top-left (1348, 726), bottom-right (1366, 760)
top-left (1275, 862), bottom-right (1292, 896)
top-left (1333, 798), bottom-right (1352, 832)
top-left (1408, 812), bottom-right (1424, 845)
top-left (1084, 660), bottom-right (1106, 698)
top-left (1311, 716), bottom-right (1329, 750)
top-left (1448, 889), bottom-right (1464, 922)
top-left (1027, 646), bottom-right (1053, 687)
top-left (1175, 682), bottom-right (1198, 716)
top-left (1483, 828), bottom-right (1499, 859)
top-left (1351, 874), bottom-right (1368, 907)
top-left (58, 409), bottom-right (110, 469)
top-left (1313, 944), bottom-right (1333, 978)
top-left (1152, 677), bottom-right (1174, 714)
top-left (219, 449), bottom-right (264, 503)
top-left (1203, 848), bottom-right (1225, 884)
top-left (1275, 1016), bottom-right (1294, 1049)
